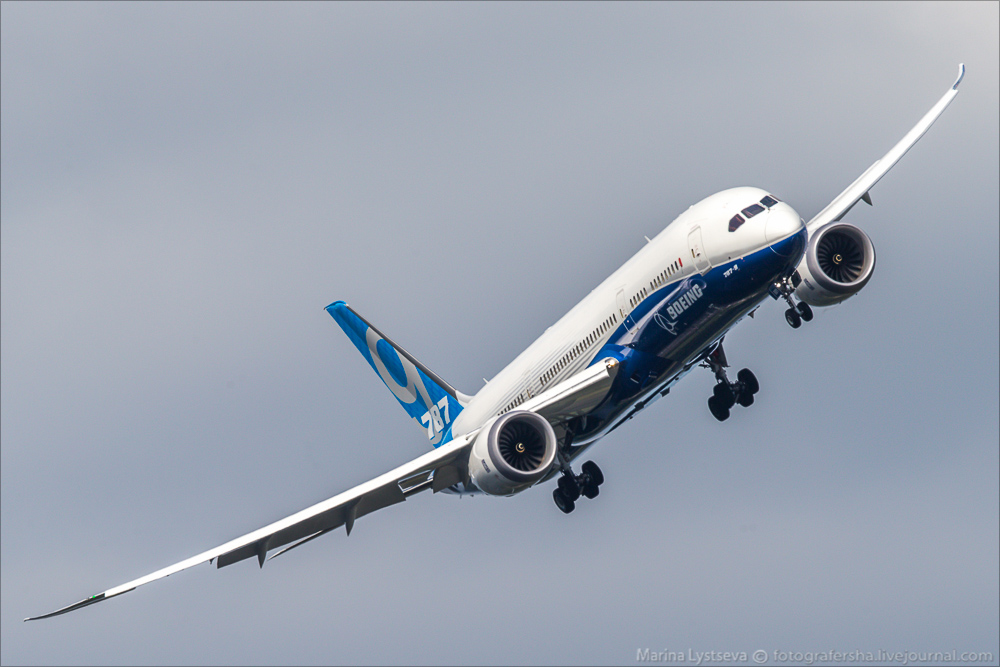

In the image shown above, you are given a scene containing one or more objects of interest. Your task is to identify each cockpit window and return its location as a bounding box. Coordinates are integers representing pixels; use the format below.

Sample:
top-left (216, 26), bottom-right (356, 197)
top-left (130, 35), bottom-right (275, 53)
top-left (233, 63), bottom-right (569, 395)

top-left (741, 203), bottom-right (765, 218)
top-left (760, 195), bottom-right (778, 208)
top-left (728, 214), bottom-right (745, 232)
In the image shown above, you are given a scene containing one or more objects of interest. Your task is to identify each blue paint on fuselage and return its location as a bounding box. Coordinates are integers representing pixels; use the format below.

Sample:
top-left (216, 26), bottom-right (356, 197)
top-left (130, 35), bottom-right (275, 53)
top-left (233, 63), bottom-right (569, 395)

top-left (567, 227), bottom-right (806, 451)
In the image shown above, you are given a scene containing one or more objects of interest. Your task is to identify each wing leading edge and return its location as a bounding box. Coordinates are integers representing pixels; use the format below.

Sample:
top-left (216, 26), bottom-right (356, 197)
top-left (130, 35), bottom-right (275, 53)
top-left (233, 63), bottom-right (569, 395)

top-left (25, 434), bottom-right (475, 621)
top-left (807, 64), bottom-right (964, 232)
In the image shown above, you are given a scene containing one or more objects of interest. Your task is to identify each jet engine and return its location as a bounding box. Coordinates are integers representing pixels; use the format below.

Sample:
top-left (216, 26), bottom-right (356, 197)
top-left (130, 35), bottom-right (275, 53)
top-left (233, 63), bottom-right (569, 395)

top-left (467, 411), bottom-right (558, 496)
top-left (794, 222), bottom-right (876, 307)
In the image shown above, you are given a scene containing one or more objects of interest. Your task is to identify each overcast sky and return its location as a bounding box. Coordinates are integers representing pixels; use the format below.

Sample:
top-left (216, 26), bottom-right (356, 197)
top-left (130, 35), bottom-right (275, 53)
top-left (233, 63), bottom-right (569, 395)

top-left (2, 3), bottom-right (997, 665)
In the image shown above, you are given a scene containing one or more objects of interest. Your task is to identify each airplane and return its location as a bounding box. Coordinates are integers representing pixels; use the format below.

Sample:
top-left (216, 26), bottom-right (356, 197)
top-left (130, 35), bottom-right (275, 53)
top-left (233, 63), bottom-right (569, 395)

top-left (26, 64), bottom-right (965, 621)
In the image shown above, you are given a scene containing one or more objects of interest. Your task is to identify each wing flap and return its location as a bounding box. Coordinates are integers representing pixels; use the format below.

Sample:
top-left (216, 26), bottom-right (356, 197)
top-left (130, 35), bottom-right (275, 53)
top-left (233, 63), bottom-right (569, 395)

top-left (214, 483), bottom-right (409, 569)
top-left (214, 499), bottom-right (357, 569)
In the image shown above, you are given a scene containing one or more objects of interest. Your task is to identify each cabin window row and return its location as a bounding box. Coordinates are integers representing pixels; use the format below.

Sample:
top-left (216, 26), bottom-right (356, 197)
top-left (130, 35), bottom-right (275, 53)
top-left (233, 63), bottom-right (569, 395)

top-left (536, 313), bottom-right (619, 389)
top-left (630, 257), bottom-right (685, 310)
top-left (527, 251), bottom-right (695, 410)
top-left (500, 392), bottom-right (528, 416)
top-left (649, 258), bottom-right (682, 293)
top-left (629, 286), bottom-right (650, 309)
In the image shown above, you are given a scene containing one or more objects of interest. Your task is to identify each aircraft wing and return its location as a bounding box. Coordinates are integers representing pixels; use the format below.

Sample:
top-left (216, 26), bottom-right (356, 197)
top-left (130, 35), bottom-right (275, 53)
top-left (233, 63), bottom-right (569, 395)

top-left (806, 64), bottom-right (964, 233)
top-left (25, 359), bottom-right (621, 621)
top-left (25, 432), bottom-right (475, 621)
top-left (523, 357), bottom-right (621, 423)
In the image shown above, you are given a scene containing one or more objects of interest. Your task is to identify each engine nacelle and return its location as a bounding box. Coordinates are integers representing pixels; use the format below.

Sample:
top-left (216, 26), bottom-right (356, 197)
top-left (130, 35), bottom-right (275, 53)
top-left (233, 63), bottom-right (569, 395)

top-left (794, 222), bottom-right (876, 307)
top-left (467, 411), bottom-right (558, 497)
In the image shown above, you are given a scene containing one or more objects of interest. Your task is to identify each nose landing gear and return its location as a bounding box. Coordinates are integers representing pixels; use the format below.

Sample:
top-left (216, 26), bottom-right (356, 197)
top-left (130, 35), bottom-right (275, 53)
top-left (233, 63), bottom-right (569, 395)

top-left (702, 343), bottom-right (758, 422)
top-left (772, 272), bottom-right (813, 328)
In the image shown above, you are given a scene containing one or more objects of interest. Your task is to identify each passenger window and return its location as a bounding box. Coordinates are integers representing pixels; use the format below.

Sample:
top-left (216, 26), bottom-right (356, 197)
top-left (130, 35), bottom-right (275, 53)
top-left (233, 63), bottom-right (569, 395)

top-left (760, 195), bottom-right (778, 208)
top-left (741, 203), bottom-right (765, 218)
top-left (729, 214), bottom-right (745, 232)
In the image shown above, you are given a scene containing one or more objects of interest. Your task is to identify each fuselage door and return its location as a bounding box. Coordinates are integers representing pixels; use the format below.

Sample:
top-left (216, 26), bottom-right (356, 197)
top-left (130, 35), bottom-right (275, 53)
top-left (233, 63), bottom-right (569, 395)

top-left (688, 225), bottom-right (711, 274)
top-left (615, 288), bottom-right (635, 333)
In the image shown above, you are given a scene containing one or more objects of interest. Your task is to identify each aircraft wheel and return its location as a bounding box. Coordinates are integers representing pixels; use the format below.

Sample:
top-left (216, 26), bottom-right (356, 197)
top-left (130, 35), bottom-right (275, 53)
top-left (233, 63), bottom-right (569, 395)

top-left (785, 307), bottom-right (802, 329)
top-left (553, 488), bottom-right (575, 514)
top-left (797, 302), bottom-right (814, 322)
top-left (713, 382), bottom-right (736, 409)
top-left (582, 460), bottom-right (604, 486)
top-left (582, 482), bottom-right (600, 499)
top-left (737, 391), bottom-right (755, 407)
top-left (737, 368), bottom-right (759, 395)
top-left (708, 395), bottom-right (730, 421)
top-left (558, 474), bottom-right (581, 502)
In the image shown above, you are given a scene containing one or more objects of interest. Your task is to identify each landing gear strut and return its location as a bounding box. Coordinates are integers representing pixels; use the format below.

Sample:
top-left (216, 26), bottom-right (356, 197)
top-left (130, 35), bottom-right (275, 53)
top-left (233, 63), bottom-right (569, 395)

top-left (702, 343), bottom-right (758, 422)
top-left (552, 429), bottom-right (604, 514)
top-left (771, 272), bottom-right (813, 328)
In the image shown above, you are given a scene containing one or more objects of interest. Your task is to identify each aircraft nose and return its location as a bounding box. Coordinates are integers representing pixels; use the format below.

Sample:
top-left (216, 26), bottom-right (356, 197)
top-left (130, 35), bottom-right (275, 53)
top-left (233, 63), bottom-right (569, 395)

top-left (765, 208), bottom-right (806, 257)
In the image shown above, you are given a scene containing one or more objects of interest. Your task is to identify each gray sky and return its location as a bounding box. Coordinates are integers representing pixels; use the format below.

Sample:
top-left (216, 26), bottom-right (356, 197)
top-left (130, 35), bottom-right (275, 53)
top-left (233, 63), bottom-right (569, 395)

top-left (2, 2), bottom-right (997, 665)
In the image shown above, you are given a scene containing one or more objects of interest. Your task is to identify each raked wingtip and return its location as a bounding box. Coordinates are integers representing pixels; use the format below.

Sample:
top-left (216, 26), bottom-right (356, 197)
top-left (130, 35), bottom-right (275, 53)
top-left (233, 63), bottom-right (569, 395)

top-left (24, 593), bottom-right (107, 621)
top-left (24, 589), bottom-right (136, 621)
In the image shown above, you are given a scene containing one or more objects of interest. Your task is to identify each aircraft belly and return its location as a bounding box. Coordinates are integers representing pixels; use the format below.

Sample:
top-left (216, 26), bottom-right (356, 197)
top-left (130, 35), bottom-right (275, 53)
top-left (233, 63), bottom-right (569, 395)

top-left (571, 243), bottom-right (793, 446)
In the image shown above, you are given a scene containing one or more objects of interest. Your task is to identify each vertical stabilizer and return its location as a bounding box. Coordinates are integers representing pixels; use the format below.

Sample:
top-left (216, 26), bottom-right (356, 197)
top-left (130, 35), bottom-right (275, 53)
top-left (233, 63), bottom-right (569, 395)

top-left (326, 301), bottom-right (469, 447)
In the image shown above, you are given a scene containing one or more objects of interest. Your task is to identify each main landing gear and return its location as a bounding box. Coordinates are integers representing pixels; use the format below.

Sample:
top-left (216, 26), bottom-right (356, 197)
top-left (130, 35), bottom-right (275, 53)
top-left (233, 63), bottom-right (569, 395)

top-left (772, 272), bottom-right (813, 329)
top-left (702, 343), bottom-right (758, 422)
top-left (551, 430), bottom-right (604, 514)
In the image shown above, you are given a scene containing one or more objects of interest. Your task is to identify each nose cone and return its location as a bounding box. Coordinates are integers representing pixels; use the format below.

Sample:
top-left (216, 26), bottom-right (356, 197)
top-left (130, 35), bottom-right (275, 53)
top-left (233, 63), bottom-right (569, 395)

top-left (766, 208), bottom-right (806, 257)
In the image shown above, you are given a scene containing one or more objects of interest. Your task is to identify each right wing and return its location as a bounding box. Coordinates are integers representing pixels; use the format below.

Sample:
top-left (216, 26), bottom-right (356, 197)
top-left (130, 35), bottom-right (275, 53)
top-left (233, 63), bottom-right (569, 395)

top-left (806, 63), bottom-right (964, 233)
top-left (25, 432), bottom-right (475, 621)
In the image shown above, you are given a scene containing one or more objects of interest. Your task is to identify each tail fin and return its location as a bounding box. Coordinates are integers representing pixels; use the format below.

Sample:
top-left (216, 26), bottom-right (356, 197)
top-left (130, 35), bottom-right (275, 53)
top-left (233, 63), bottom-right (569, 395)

top-left (326, 301), bottom-right (469, 447)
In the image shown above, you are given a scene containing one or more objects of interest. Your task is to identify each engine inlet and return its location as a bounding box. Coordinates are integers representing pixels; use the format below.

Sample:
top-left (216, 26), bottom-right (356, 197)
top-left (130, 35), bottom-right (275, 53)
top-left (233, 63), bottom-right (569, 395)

top-left (817, 229), bottom-right (865, 283)
top-left (481, 410), bottom-right (558, 486)
top-left (497, 420), bottom-right (548, 471)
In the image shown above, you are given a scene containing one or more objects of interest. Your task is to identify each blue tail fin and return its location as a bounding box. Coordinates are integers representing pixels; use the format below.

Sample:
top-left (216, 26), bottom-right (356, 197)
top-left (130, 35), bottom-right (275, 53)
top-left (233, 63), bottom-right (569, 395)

top-left (326, 301), bottom-right (467, 447)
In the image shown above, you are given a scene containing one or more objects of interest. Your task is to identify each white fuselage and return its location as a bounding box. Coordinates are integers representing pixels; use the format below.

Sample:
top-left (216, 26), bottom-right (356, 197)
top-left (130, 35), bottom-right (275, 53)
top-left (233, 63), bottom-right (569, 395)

top-left (452, 187), bottom-right (806, 455)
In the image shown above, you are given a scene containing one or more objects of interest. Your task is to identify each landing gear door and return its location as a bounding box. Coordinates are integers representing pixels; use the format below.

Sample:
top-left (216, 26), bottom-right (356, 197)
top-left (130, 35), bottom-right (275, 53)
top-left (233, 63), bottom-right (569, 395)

top-left (688, 225), bottom-right (711, 274)
top-left (615, 288), bottom-right (635, 333)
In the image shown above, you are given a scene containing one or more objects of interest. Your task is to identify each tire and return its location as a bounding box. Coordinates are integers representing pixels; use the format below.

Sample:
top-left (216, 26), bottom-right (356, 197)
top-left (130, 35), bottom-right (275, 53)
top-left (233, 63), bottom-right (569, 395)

top-left (737, 368), bottom-right (759, 395)
top-left (797, 302), bottom-right (814, 322)
top-left (553, 488), bottom-right (575, 514)
top-left (713, 382), bottom-right (736, 408)
top-left (708, 395), bottom-right (730, 421)
top-left (581, 460), bottom-right (604, 486)
top-left (558, 474), bottom-right (581, 502)
top-left (785, 307), bottom-right (802, 328)
top-left (737, 391), bottom-right (754, 407)
top-left (582, 483), bottom-right (600, 499)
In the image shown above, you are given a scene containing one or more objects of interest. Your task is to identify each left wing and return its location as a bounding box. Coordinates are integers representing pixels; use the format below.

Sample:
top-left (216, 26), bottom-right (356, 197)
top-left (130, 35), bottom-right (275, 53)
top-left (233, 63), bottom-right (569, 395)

top-left (25, 433), bottom-right (475, 621)
top-left (807, 63), bottom-right (964, 232)
top-left (26, 357), bottom-right (623, 621)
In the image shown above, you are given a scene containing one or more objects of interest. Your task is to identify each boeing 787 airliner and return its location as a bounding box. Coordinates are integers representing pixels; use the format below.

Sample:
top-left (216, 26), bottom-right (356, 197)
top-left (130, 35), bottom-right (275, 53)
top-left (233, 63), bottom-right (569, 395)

top-left (27, 64), bottom-right (965, 620)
